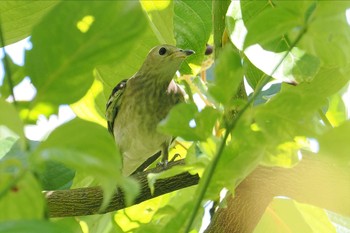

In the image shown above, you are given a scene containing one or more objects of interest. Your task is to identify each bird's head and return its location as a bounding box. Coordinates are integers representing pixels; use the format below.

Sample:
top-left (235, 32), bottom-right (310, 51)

top-left (139, 44), bottom-right (194, 79)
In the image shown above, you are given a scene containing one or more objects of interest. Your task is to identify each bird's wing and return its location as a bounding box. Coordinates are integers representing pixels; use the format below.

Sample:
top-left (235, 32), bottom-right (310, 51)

top-left (106, 79), bottom-right (128, 135)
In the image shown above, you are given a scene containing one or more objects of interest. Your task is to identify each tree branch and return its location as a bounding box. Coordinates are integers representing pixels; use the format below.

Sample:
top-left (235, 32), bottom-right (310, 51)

top-left (45, 153), bottom-right (350, 232)
top-left (45, 160), bottom-right (199, 217)
top-left (205, 154), bottom-right (350, 233)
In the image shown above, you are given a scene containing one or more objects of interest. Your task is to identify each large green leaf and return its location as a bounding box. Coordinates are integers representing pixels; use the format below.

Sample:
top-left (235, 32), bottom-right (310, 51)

top-left (174, 0), bottom-right (212, 73)
top-left (0, 1), bottom-right (59, 46)
top-left (26, 1), bottom-right (148, 106)
top-left (33, 118), bottom-right (123, 208)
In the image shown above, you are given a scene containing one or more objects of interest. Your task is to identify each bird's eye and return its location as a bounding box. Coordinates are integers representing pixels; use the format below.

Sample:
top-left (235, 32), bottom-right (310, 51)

top-left (159, 47), bottom-right (167, 55)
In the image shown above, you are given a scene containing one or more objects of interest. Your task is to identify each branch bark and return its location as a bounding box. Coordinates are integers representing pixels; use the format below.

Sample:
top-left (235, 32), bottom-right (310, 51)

top-left (45, 153), bottom-right (350, 233)
top-left (45, 160), bottom-right (199, 217)
top-left (205, 154), bottom-right (350, 233)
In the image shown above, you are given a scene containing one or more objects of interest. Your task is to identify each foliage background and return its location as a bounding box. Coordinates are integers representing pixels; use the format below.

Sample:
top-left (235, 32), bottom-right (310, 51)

top-left (0, 1), bottom-right (350, 233)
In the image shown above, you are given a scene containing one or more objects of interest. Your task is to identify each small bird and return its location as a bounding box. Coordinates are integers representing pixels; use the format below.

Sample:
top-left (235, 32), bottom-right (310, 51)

top-left (106, 45), bottom-right (194, 176)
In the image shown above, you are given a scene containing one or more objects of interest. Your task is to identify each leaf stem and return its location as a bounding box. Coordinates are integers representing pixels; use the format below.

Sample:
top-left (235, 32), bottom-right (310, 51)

top-left (184, 26), bottom-right (308, 233)
top-left (0, 17), bottom-right (17, 105)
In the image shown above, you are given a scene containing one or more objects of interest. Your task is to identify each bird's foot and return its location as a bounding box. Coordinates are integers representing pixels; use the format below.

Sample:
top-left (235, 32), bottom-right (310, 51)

top-left (157, 159), bottom-right (168, 170)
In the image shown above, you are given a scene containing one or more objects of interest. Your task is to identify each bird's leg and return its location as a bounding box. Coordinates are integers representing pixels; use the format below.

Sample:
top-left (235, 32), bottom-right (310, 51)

top-left (160, 142), bottom-right (169, 168)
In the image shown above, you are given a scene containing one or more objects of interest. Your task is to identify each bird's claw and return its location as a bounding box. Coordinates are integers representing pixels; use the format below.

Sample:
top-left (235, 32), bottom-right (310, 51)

top-left (170, 153), bottom-right (181, 162)
top-left (157, 160), bottom-right (168, 170)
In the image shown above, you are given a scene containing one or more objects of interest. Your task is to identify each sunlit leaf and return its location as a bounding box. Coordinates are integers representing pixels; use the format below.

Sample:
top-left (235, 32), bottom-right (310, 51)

top-left (326, 92), bottom-right (348, 127)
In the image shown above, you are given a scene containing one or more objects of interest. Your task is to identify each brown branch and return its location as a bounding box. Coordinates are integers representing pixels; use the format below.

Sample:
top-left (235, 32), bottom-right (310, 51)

top-left (205, 154), bottom-right (350, 233)
top-left (45, 153), bottom-right (350, 232)
top-left (45, 160), bottom-right (199, 217)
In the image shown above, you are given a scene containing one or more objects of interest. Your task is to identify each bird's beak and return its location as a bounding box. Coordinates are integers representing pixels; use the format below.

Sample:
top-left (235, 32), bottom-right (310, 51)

top-left (174, 49), bottom-right (195, 58)
top-left (183, 50), bottom-right (195, 56)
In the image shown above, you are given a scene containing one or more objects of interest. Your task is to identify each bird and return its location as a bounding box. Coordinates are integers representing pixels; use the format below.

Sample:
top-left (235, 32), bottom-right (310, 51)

top-left (106, 44), bottom-right (194, 176)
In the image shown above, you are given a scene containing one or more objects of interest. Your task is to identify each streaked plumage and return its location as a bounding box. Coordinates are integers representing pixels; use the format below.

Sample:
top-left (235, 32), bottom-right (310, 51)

top-left (106, 45), bottom-right (194, 176)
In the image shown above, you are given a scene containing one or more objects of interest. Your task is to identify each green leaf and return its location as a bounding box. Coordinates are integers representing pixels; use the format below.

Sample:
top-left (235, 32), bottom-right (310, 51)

top-left (299, 2), bottom-right (350, 67)
top-left (0, 220), bottom-right (74, 233)
top-left (26, 1), bottom-right (148, 106)
top-left (140, 0), bottom-right (175, 44)
top-left (209, 44), bottom-right (243, 105)
top-left (318, 120), bottom-right (350, 164)
top-left (158, 103), bottom-right (219, 141)
top-left (0, 163), bottom-right (45, 220)
top-left (36, 161), bottom-right (75, 190)
top-left (0, 1), bottom-right (59, 46)
top-left (244, 4), bottom-right (303, 48)
top-left (174, 0), bottom-right (212, 73)
top-left (0, 99), bottom-right (25, 148)
top-left (33, 118), bottom-right (122, 209)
